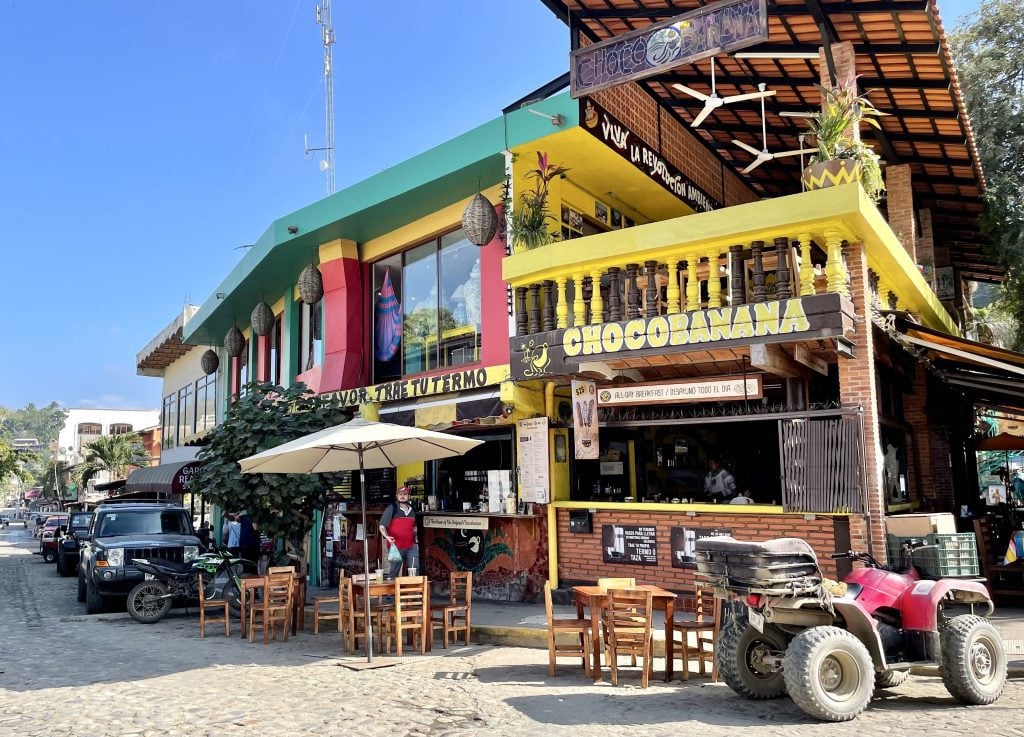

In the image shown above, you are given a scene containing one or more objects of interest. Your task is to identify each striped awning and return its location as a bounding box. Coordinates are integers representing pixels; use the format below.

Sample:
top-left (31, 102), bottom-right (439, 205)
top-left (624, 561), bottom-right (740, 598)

top-left (377, 388), bottom-right (506, 430)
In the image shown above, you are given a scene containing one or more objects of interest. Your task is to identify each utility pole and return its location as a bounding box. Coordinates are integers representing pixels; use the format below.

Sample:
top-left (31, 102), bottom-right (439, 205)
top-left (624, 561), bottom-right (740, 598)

top-left (313, 1), bottom-right (336, 195)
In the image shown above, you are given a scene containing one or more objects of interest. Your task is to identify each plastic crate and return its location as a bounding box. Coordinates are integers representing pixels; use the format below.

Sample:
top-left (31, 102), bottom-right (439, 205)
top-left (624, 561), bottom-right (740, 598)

top-left (886, 532), bottom-right (979, 577)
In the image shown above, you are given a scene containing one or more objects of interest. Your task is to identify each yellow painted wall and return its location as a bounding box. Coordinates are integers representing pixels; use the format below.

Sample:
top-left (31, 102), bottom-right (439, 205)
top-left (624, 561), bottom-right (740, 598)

top-left (549, 427), bottom-right (570, 502)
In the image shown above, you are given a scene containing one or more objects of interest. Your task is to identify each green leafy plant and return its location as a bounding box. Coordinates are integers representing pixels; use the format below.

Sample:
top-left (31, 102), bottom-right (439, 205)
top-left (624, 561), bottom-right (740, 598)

top-left (73, 433), bottom-right (150, 486)
top-left (508, 151), bottom-right (569, 251)
top-left (196, 382), bottom-right (350, 557)
top-left (806, 72), bottom-right (886, 202)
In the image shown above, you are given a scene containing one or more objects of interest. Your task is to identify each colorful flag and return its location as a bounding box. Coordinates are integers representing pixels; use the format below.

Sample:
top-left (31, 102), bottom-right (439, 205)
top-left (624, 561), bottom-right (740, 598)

top-left (374, 268), bottom-right (401, 361)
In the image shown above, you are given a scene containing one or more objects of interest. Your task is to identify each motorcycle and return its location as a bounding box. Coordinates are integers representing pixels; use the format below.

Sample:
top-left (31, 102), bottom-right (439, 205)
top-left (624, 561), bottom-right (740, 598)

top-left (126, 546), bottom-right (248, 624)
top-left (696, 537), bottom-right (1006, 722)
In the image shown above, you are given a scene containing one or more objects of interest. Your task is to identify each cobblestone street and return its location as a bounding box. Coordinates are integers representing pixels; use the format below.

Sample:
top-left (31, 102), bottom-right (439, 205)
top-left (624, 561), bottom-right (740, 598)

top-left (2, 526), bottom-right (1022, 737)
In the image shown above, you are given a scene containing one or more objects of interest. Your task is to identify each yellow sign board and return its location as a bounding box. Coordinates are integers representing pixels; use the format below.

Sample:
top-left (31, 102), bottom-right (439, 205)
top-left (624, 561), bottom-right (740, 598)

top-left (321, 365), bottom-right (510, 407)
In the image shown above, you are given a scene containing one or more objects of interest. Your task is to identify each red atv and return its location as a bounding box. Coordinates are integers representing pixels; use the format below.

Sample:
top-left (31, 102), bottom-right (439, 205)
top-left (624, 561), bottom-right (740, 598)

top-left (696, 537), bottom-right (1006, 722)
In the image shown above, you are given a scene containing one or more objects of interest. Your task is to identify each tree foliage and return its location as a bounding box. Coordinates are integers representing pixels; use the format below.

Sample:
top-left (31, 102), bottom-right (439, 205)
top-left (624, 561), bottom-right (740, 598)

top-left (950, 0), bottom-right (1024, 348)
top-left (196, 382), bottom-right (350, 556)
top-left (0, 438), bottom-right (33, 488)
top-left (74, 433), bottom-right (151, 486)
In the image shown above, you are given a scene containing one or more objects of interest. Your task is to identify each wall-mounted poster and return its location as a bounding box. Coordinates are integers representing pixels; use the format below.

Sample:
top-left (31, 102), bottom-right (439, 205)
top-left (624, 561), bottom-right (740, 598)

top-left (595, 200), bottom-right (608, 223)
top-left (602, 524), bottom-right (658, 565)
top-left (611, 208), bottom-right (622, 228)
top-left (517, 417), bottom-right (550, 503)
top-left (571, 379), bottom-right (599, 460)
top-left (670, 526), bottom-right (732, 568)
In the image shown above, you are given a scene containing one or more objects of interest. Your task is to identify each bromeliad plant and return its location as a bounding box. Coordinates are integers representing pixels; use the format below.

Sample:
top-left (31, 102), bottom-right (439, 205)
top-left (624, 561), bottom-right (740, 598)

top-left (805, 72), bottom-right (887, 202)
top-left (507, 151), bottom-right (569, 251)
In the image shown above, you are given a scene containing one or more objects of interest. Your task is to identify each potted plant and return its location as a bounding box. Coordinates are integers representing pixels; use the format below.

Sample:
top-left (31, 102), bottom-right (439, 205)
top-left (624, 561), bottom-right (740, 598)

top-left (802, 72), bottom-right (886, 203)
top-left (507, 151), bottom-right (569, 251)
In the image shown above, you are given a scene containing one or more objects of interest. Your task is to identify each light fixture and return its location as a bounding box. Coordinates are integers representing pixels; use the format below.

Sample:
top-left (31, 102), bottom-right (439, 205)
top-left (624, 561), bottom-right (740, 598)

top-left (287, 225), bottom-right (299, 234)
top-left (733, 51), bottom-right (820, 60)
top-left (779, 111), bottom-right (816, 118)
top-left (215, 292), bottom-right (225, 300)
top-left (527, 108), bottom-right (565, 127)
top-left (836, 336), bottom-right (856, 359)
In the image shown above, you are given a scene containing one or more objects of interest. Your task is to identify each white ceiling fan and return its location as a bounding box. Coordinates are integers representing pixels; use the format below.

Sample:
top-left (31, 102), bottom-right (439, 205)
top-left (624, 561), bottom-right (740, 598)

top-left (673, 57), bottom-right (776, 129)
top-left (732, 84), bottom-right (816, 173)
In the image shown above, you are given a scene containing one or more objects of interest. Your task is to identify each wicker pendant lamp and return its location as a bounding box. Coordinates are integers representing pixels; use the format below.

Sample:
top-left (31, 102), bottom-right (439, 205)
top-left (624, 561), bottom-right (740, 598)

top-left (200, 349), bottom-right (220, 375)
top-left (251, 300), bottom-right (274, 336)
top-left (298, 263), bottom-right (324, 304)
top-left (462, 192), bottom-right (499, 246)
top-left (224, 325), bottom-right (245, 357)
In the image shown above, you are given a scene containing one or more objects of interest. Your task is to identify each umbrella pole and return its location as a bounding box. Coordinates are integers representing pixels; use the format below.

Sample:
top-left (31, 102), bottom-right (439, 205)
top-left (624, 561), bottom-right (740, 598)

top-left (360, 450), bottom-right (373, 663)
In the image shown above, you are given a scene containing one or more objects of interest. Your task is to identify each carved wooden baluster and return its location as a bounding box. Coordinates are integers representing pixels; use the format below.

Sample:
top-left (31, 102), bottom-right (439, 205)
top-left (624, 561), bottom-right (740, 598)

top-left (527, 283), bottom-right (541, 334)
top-left (625, 263), bottom-right (640, 319)
top-left (751, 240), bottom-right (766, 303)
top-left (824, 228), bottom-right (847, 296)
top-left (571, 272), bottom-right (585, 327)
top-left (868, 269), bottom-right (881, 320)
top-left (607, 267), bottom-right (622, 322)
top-left (774, 237), bottom-right (791, 300)
top-left (841, 239), bottom-right (852, 295)
top-left (685, 257), bottom-right (699, 311)
top-left (582, 276), bottom-right (593, 325)
top-left (555, 276), bottom-right (569, 329)
top-left (589, 269), bottom-right (604, 325)
top-left (515, 287), bottom-right (528, 336)
top-left (644, 260), bottom-right (658, 317)
top-left (728, 245), bottom-right (745, 305)
top-left (706, 251), bottom-right (723, 308)
top-left (542, 281), bottom-right (556, 331)
top-left (666, 258), bottom-right (681, 314)
top-left (798, 231), bottom-right (815, 296)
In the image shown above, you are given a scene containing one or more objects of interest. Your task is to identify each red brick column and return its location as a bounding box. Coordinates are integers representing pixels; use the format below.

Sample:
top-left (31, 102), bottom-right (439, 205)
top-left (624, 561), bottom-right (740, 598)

top-left (838, 239), bottom-right (888, 561)
top-left (886, 164), bottom-right (917, 262)
top-left (904, 363), bottom-right (932, 506)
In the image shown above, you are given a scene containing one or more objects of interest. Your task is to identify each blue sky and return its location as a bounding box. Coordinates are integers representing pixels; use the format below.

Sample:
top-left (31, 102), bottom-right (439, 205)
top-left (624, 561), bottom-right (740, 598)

top-left (0, 0), bottom-right (980, 411)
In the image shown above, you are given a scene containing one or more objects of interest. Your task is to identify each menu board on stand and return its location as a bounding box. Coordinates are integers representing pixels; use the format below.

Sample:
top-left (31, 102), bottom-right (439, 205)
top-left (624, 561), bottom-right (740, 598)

top-left (517, 417), bottom-right (550, 504)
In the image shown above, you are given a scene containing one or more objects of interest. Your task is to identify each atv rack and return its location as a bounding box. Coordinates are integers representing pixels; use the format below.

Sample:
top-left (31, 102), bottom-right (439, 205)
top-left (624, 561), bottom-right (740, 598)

top-left (695, 537), bottom-right (823, 596)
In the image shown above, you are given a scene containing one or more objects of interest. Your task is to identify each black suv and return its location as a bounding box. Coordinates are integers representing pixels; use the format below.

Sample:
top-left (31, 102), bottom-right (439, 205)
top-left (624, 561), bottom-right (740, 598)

top-left (56, 511), bottom-right (94, 577)
top-left (77, 503), bottom-right (200, 614)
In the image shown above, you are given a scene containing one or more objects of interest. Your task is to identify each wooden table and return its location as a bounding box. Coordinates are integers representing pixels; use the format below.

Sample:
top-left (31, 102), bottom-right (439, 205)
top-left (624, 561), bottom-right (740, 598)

top-left (573, 584), bottom-right (677, 682)
top-left (239, 572), bottom-right (307, 639)
top-left (351, 575), bottom-right (430, 654)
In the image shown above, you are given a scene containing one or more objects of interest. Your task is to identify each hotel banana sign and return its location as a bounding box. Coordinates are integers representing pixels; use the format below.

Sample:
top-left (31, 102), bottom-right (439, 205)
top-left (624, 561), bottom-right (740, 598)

top-left (510, 293), bottom-right (850, 380)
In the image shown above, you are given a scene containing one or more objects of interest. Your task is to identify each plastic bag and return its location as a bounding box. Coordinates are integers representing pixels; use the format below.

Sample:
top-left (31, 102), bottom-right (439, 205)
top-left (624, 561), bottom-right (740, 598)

top-left (387, 543), bottom-right (402, 564)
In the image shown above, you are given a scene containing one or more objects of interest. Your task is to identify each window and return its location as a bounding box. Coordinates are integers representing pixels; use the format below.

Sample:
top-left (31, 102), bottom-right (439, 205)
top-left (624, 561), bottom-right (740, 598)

top-left (300, 298), bottom-right (323, 373)
top-left (270, 314), bottom-right (283, 385)
top-left (161, 394), bottom-right (177, 449)
top-left (194, 373), bottom-right (217, 434)
top-left (177, 384), bottom-right (194, 442)
top-left (372, 228), bottom-right (482, 382)
top-left (109, 423), bottom-right (133, 436)
top-left (77, 423), bottom-right (101, 436)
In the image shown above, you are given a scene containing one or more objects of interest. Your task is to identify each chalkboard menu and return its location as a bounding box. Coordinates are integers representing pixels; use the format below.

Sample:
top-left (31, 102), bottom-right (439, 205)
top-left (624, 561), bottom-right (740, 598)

top-left (361, 467), bottom-right (396, 503)
top-left (670, 526), bottom-right (732, 569)
top-left (602, 524), bottom-right (658, 566)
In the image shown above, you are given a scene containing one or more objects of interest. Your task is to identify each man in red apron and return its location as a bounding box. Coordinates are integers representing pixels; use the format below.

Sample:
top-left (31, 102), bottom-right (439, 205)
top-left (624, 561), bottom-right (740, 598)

top-left (380, 486), bottom-right (419, 579)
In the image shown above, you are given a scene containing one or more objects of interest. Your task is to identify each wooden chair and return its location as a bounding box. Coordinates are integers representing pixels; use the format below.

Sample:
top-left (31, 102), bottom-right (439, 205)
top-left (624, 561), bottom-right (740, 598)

top-left (313, 570), bottom-right (345, 635)
top-left (544, 582), bottom-right (592, 677)
top-left (602, 588), bottom-right (654, 688)
top-left (430, 571), bottom-right (472, 648)
top-left (597, 577), bottom-right (636, 590)
top-left (673, 587), bottom-right (721, 681)
top-left (974, 518), bottom-right (1024, 604)
top-left (197, 573), bottom-right (230, 638)
top-left (338, 577), bottom-right (382, 653)
top-left (385, 576), bottom-right (429, 657)
top-left (249, 570), bottom-right (293, 644)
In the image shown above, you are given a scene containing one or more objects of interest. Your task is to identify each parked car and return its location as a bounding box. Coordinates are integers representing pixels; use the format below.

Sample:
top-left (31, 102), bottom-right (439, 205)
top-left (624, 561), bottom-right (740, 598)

top-left (1, 514), bottom-right (9, 527)
top-left (38, 515), bottom-right (68, 562)
top-left (56, 511), bottom-right (94, 577)
top-left (78, 503), bottom-right (200, 614)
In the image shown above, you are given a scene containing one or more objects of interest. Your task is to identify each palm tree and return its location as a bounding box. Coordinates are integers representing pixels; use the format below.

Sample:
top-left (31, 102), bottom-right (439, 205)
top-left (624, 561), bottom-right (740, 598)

top-left (74, 433), bottom-right (150, 487)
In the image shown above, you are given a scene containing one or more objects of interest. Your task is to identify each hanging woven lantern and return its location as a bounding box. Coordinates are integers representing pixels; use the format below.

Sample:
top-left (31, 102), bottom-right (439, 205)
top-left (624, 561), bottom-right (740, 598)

top-left (251, 301), bottom-right (274, 336)
top-left (298, 263), bottom-right (324, 304)
top-left (462, 192), bottom-right (499, 247)
top-left (224, 326), bottom-right (245, 357)
top-left (200, 349), bottom-right (220, 375)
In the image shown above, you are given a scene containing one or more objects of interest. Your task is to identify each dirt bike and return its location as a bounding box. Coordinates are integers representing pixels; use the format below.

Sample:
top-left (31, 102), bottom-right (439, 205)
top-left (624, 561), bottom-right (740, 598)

top-left (696, 537), bottom-right (1006, 722)
top-left (126, 546), bottom-right (248, 624)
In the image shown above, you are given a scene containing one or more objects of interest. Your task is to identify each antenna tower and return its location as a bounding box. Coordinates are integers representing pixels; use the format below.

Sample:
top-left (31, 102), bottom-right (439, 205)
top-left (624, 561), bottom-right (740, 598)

top-left (316, 1), bottom-right (336, 194)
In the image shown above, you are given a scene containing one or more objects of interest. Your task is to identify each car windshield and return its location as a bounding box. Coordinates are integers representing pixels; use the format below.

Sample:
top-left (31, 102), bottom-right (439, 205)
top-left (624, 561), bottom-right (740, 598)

top-left (96, 511), bottom-right (191, 537)
top-left (70, 513), bottom-right (92, 528)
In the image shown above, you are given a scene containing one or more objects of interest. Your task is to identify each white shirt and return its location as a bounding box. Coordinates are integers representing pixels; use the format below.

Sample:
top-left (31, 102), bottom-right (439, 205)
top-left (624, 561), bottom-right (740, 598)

top-left (729, 495), bottom-right (755, 504)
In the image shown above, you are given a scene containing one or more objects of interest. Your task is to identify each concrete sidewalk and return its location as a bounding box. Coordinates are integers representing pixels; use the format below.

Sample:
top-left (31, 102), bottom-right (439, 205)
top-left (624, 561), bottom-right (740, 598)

top-left (306, 584), bottom-right (1024, 675)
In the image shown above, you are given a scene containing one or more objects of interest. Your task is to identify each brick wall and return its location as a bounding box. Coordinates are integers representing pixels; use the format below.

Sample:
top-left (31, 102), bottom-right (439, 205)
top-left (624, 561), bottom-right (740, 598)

top-left (555, 507), bottom-right (842, 591)
top-left (886, 165), bottom-right (917, 261)
top-left (838, 240), bottom-right (889, 561)
top-left (590, 82), bottom-right (758, 208)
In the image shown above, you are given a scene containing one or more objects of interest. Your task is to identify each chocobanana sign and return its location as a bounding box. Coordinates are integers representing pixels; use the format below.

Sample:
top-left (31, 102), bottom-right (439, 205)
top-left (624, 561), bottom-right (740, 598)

top-left (510, 293), bottom-right (849, 380)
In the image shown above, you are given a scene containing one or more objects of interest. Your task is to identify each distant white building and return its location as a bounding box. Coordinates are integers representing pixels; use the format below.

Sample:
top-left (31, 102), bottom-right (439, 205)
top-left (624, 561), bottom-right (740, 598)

top-left (57, 407), bottom-right (161, 466)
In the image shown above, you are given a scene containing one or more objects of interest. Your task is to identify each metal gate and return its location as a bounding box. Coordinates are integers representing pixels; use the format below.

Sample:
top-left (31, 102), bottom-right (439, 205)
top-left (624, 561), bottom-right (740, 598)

top-left (780, 414), bottom-right (865, 514)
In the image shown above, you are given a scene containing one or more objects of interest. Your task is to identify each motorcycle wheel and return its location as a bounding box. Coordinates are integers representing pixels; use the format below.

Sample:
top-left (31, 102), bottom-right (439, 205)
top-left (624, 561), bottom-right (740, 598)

top-left (783, 626), bottom-right (874, 722)
top-left (875, 670), bottom-right (909, 689)
top-left (127, 581), bottom-right (173, 624)
top-left (940, 614), bottom-right (1006, 705)
top-left (717, 619), bottom-right (788, 699)
top-left (222, 578), bottom-right (242, 617)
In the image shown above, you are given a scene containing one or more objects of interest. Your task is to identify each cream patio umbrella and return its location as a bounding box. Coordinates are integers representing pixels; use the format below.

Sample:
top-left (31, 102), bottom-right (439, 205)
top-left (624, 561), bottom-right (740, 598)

top-left (238, 417), bottom-right (483, 662)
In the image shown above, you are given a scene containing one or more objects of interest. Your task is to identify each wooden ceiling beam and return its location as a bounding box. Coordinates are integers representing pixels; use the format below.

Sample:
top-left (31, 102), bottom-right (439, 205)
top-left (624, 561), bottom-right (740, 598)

top-left (571, 1), bottom-right (929, 20)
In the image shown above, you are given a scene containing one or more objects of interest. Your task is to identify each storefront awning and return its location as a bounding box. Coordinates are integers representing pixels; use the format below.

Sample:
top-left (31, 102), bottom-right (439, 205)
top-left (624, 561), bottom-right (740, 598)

top-left (892, 316), bottom-right (1024, 414)
top-left (125, 461), bottom-right (204, 495)
top-left (377, 389), bottom-right (505, 430)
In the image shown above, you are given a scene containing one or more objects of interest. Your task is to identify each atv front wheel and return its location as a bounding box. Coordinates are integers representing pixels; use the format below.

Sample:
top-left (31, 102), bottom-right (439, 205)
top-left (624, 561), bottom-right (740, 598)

top-left (940, 614), bottom-right (1006, 705)
top-left (717, 619), bottom-right (788, 699)
top-left (783, 626), bottom-right (874, 722)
